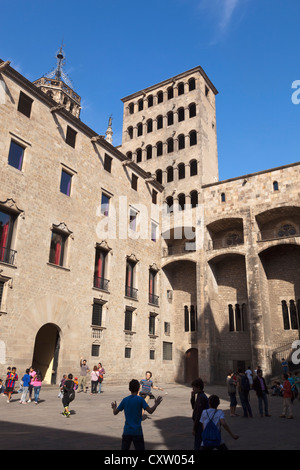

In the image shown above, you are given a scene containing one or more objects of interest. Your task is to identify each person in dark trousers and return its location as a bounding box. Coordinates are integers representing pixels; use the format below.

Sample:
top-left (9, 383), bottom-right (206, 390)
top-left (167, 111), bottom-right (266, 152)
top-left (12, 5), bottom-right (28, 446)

top-left (62, 373), bottom-right (75, 417)
top-left (111, 379), bottom-right (162, 450)
top-left (253, 369), bottom-right (271, 417)
top-left (236, 368), bottom-right (253, 418)
top-left (190, 378), bottom-right (209, 450)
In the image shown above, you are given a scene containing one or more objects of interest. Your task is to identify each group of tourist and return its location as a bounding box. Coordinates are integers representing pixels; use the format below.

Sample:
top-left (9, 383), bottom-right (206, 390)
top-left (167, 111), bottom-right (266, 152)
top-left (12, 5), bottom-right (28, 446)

top-left (1, 366), bottom-right (42, 404)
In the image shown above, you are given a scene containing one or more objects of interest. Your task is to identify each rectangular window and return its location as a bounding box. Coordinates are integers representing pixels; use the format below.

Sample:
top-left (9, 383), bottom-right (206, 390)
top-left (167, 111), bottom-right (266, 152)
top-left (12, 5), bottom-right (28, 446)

top-left (125, 260), bottom-right (137, 299)
top-left (17, 91), bottom-right (33, 118)
top-left (125, 347), bottom-right (131, 358)
top-left (151, 222), bottom-right (157, 242)
top-left (8, 141), bottom-right (25, 171)
top-left (149, 313), bottom-right (156, 335)
top-left (94, 249), bottom-right (109, 290)
top-left (60, 170), bottom-right (72, 196)
top-left (101, 193), bottom-right (110, 216)
top-left (129, 208), bottom-right (137, 232)
top-left (164, 322), bottom-right (170, 335)
top-left (163, 342), bottom-right (173, 360)
top-left (0, 209), bottom-right (16, 264)
top-left (104, 154), bottom-right (112, 173)
top-left (92, 302), bottom-right (103, 327)
top-left (66, 126), bottom-right (77, 148)
top-left (131, 173), bottom-right (138, 191)
top-left (150, 350), bottom-right (155, 360)
top-left (124, 309), bottom-right (133, 331)
top-left (0, 280), bottom-right (4, 309)
top-left (149, 269), bottom-right (158, 305)
top-left (49, 230), bottom-right (67, 267)
top-left (91, 344), bottom-right (100, 357)
top-left (152, 190), bottom-right (157, 204)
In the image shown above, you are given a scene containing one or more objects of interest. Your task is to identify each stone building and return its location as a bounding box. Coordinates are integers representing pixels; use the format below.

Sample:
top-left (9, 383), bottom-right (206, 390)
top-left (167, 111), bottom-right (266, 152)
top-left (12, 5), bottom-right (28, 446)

top-left (0, 52), bottom-right (299, 385)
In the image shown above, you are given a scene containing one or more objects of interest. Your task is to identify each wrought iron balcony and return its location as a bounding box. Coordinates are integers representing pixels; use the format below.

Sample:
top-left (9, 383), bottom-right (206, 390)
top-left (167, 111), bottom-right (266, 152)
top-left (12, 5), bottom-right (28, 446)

top-left (149, 293), bottom-right (159, 305)
top-left (93, 275), bottom-right (110, 291)
top-left (125, 285), bottom-right (138, 299)
top-left (0, 247), bottom-right (17, 265)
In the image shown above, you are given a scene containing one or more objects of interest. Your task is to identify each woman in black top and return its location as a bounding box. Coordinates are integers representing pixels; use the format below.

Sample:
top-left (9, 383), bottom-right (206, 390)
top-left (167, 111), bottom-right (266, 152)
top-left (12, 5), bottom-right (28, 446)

top-left (62, 373), bottom-right (75, 417)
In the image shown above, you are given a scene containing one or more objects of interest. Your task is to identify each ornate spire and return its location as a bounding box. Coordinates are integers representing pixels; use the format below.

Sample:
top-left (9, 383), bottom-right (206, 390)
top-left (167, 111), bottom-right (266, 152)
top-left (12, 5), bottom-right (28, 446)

top-left (105, 115), bottom-right (113, 144)
top-left (45, 44), bottom-right (73, 88)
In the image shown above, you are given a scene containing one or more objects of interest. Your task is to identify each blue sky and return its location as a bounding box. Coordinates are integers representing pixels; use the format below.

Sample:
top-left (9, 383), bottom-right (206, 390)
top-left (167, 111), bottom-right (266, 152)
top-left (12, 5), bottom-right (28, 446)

top-left (1, 0), bottom-right (300, 180)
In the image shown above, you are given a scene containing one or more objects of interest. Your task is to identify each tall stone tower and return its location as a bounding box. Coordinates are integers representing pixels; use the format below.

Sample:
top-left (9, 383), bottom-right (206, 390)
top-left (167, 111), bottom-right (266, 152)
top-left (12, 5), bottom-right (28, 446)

top-left (33, 46), bottom-right (81, 118)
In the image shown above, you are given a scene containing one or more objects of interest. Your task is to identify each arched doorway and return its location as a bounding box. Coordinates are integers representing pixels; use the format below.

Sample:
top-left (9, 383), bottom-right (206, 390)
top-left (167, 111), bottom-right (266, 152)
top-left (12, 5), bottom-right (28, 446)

top-left (32, 323), bottom-right (61, 384)
top-left (185, 348), bottom-right (198, 383)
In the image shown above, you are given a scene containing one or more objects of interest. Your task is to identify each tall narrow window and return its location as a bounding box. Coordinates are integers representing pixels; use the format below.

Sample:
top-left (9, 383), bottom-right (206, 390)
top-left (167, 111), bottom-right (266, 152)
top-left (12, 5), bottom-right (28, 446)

top-left (128, 103), bottom-right (134, 114)
top-left (60, 170), bottom-right (72, 196)
top-left (18, 91), bottom-right (33, 118)
top-left (167, 87), bottom-right (174, 100)
top-left (0, 209), bottom-right (16, 264)
top-left (157, 115), bottom-right (163, 129)
top-left (163, 342), bottom-right (173, 360)
top-left (273, 181), bottom-right (279, 191)
top-left (129, 208), bottom-right (137, 230)
top-left (136, 148), bottom-right (142, 163)
top-left (92, 301), bottom-right (103, 327)
top-left (152, 190), bottom-right (157, 205)
top-left (229, 304), bottom-right (234, 331)
top-left (149, 313), bottom-right (156, 335)
top-left (8, 141), bottom-right (25, 171)
top-left (146, 145), bottom-right (152, 160)
top-left (128, 126), bottom-right (133, 139)
top-left (167, 166), bottom-right (174, 182)
top-left (190, 190), bottom-right (198, 208)
top-left (49, 230), bottom-right (67, 267)
top-left (167, 138), bottom-right (174, 153)
top-left (178, 134), bottom-right (185, 150)
top-left (221, 193), bottom-right (226, 203)
top-left (184, 306), bottom-right (189, 331)
top-left (124, 309), bottom-right (133, 331)
top-left (66, 126), bottom-right (77, 148)
top-left (149, 269), bottom-right (158, 305)
top-left (167, 111), bottom-right (174, 126)
top-left (148, 95), bottom-right (153, 107)
top-left (189, 103), bottom-right (196, 118)
top-left (290, 300), bottom-right (299, 330)
top-left (190, 159), bottom-right (197, 176)
top-left (156, 141), bottom-right (163, 157)
top-left (94, 248), bottom-right (109, 290)
top-left (138, 99), bottom-right (144, 111)
top-left (190, 305), bottom-right (196, 331)
top-left (178, 163), bottom-right (185, 180)
top-left (189, 130), bottom-right (197, 146)
top-left (189, 78), bottom-right (196, 91)
top-left (101, 193), bottom-right (110, 216)
top-left (151, 221), bottom-right (158, 241)
top-left (0, 280), bottom-right (4, 310)
top-left (178, 82), bottom-right (184, 95)
top-left (178, 107), bottom-right (185, 122)
top-left (178, 193), bottom-right (185, 211)
top-left (137, 123), bottom-right (143, 136)
top-left (282, 300), bottom-right (290, 330)
top-left (157, 91), bottom-right (163, 103)
top-left (125, 260), bottom-right (137, 299)
top-left (104, 154), bottom-right (112, 173)
top-left (131, 174), bottom-right (138, 191)
top-left (166, 196), bottom-right (173, 213)
top-left (156, 169), bottom-right (163, 184)
top-left (147, 119), bottom-right (153, 133)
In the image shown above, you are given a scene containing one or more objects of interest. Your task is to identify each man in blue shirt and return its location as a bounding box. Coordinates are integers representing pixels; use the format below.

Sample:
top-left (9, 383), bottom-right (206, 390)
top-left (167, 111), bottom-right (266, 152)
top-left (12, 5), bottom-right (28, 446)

top-left (111, 379), bottom-right (163, 450)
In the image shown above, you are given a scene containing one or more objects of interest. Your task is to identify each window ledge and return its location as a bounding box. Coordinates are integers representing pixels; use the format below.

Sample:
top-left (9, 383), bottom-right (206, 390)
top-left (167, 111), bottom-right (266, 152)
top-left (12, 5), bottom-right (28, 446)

top-left (124, 296), bottom-right (138, 302)
top-left (47, 262), bottom-right (70, 272)
top-left (92, 287), bottom-right (110, 294)
top-left (0, 261), bottom-right (17, 269)
top-left (148, 334), bottom-right (159, 339)
top-left (123, 330), bottom-right (136, 335)
top-left (91, 325), bottom-right (106, 330)
top-left (0, 311), bottom-right (8, 316)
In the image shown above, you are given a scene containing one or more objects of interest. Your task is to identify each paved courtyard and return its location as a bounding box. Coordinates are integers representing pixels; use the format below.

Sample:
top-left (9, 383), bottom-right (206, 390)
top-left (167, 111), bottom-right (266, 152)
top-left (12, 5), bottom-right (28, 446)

top-left (0, 382), bottom-right (299, 451)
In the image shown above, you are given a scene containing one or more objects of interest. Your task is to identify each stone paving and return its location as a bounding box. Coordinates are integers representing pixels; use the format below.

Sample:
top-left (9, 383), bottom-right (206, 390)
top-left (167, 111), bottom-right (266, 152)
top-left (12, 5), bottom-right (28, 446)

top-left (0, 382), bottom-right (299, 450)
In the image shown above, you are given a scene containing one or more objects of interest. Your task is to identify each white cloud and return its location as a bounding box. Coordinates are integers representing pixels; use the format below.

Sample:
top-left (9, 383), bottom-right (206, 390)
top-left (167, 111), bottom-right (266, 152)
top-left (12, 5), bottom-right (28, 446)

top-left (219, 0), bottom-right (240, 31)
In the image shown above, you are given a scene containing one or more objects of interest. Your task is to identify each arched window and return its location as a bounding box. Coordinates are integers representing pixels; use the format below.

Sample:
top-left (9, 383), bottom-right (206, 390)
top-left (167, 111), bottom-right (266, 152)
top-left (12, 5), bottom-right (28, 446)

top-left (136, 148), bottom-right (142, 163)
top-left (147, 119), bottom-right (153, 133)
top-left (126, 151), bottom-right (132, 160)
top-left (167, 86), bottom-right (174, 100)
top-left (157, 115), bottom-right (163, 129)
top-left (190, 159), bottom-right (197, 176)
top-left (156, 141), bottom-right (163, 157)
top-left (188, 77), bottom-right (196, 91)
top-left (273, 181), bottom-right (279, 191)
top-left (178, 163), bottom-right (185, 180)
top-left (128, 126), bottom-right (133, 139)
top-left (190, 190), bottom-right (198, 208)
top-left (167, 138), bottom-right (174, 153)
top-left (137, 122), bottom-right (143, 137)
top-left (138, 99), bottom-right (143, 111)
top-left (156, 169), bottom-right (163, 184)
top-left (166, 196), bottom-right (174, 213)
top-left (146, 145), bottom-right (152, 160)
top-left (184, 306), bottom-right (189, 331)
top-left (189, 130), bottom-right (197, 146)
top-left (157, 91), bottom-right (163, 103)
top-left (147, 95), bottom-right (153, 107)
top-left (129, 103), bottom-right (134, 114)
top-left (178, 134), bottom-right (185, 150)
top-left (178, 82), bottom-right (184, 95)
top-left (221, 192), bottom-right (226, 203)
top-left (178, 107), bottom-right (185, 122)
top-left (167, 166), bottom-right (174, 182)
top-left (178, 193), bottom-right (185, 211)
top-left (189, 103), bottom-right (196, 118)
top-left (167, 111), bottom-right (174, 126)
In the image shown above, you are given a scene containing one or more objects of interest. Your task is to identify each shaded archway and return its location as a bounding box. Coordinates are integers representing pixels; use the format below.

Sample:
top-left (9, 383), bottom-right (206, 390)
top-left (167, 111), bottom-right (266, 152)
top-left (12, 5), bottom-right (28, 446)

top-left (184, 348), bottom-right (198, 383)
top-left (32, 323), bottom-right (61, 384)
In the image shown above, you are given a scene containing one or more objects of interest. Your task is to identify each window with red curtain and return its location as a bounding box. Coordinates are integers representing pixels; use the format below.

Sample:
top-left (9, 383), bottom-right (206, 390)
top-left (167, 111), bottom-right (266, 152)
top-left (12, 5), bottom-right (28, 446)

top-left (49, 231), bottom-right (66, 266)
top-left (125, 260), bottom-right (135, 297)
top-left (0, 210), bottom-right (14, 262)
top-left (94, 249), bottom-right (107, 289)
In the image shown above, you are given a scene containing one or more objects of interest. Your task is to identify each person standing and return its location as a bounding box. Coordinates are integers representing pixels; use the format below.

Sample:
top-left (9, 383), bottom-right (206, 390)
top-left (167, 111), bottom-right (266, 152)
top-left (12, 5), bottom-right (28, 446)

top-left (111, 379), bottom-right (162, 450)
top-left (19, 369), bottom-right (31, 404)
top-left (280, 374), bottom-right (293, 419)
top-left (97, 363), bottom-right (105, 394)
top-left (31, 370), bottom-right (42, 404)
top-left (6, 367), bottom-right (18, 403)
top-left (190, 378), bottom-right (208, 450)
top-left (90, 366), bottom-right (99, 394)
top-left (62, 373), bottom-right (75, 417)
top-left (139, 371), bottom-right (164, 405)
top-left (253, 369), bottom-right (271, 417)
top-left (27, 366), bottom-right (36, 403)
top-left (245, 366), bottom-right (253, 388)
top-left (78, 357), bottom-right (90, 393)
top-left (226, 371), bottom-right (238, 417)
top-left (237, 368), bottom-right (253, 418)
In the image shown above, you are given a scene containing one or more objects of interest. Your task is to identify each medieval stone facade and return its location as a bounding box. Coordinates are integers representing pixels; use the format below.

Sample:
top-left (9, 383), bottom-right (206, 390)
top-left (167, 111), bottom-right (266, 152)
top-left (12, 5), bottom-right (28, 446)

top-left (0, 58), bottom-right (299, 385)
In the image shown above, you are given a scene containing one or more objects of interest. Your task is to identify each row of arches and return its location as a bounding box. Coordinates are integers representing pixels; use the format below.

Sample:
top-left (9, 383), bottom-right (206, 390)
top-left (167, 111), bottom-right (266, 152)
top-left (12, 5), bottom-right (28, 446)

top-left (126, 103), bottom-right (197, 140)
top-left (155, 160), bottom-right (198, 184)
top-left (166, 191), bottom-right (199, 211)
top-left (126, 131), bottom-right (198, 162)
top-left (127, 77), bottom-right (197, 115)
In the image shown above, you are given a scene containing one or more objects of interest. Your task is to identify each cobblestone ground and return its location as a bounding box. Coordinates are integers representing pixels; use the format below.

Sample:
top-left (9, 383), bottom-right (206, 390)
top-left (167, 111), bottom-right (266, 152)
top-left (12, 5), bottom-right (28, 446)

top-left (0, 383), bottom-right (299, 450)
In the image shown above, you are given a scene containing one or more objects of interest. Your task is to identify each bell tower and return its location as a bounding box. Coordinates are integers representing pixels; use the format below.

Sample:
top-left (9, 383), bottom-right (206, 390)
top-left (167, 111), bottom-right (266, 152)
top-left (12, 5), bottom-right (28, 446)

top-left (33, 45), bottom-right (81, 118)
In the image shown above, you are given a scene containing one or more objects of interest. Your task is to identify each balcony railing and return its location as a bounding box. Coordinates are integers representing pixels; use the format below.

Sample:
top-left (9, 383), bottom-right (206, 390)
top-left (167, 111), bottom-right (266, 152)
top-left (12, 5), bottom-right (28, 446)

top-left (125, 285), bottom-right (138, 299)
top-left (0, 247), bottom-right (17, 265)
top-left (149, 293), bottom-right (159, 305)
top-left (93, 275), bottom-right (110, 291)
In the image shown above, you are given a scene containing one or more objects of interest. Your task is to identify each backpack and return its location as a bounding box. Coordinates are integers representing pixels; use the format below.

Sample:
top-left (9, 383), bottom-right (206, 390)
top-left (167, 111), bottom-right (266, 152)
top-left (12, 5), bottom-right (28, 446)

top-left (202, 410), bottom-right (221, 448)
top-left (241, 375), bottom-right (250, 393)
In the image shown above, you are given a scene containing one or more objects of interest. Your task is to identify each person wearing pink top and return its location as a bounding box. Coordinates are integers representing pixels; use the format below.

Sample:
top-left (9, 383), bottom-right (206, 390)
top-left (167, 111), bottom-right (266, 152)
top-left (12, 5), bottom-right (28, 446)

top-left (31, 370), bottom-right (42, 404)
